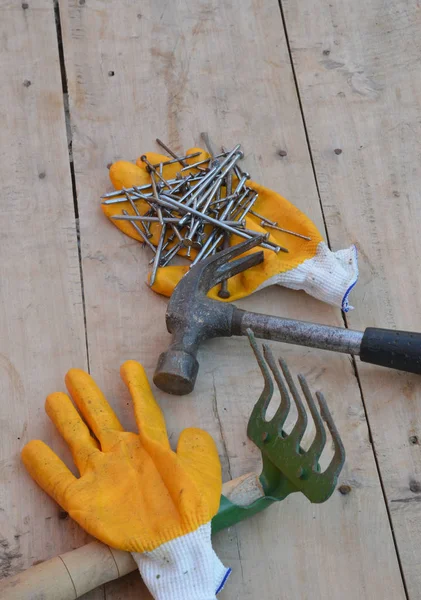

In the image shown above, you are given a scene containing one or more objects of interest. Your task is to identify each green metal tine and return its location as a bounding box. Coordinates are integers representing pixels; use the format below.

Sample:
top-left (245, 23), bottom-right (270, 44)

top-left (315, 390), bottom-right (346, 481)
top-left (297, 374), bottom-right (326, 462)
top-left (262, 344), bottom-right (291, 430)
top-left (278, 357), bottom-right (308, 444)
top-left (246, 329), bottom-right (274, 418)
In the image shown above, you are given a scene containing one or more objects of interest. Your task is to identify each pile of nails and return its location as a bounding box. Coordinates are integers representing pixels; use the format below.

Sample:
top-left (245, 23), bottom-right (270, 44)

top-left (102, 133), bottom-right (310, 293)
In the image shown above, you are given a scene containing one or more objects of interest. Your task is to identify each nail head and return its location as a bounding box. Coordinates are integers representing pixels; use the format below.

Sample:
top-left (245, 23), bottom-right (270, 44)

top-left (23, 80), bottom-right (31, 87)
top-left (278, 149), bottom-right (287, 157)
top-left (338, 484), bottom-right (351, 495)
top-left (334, 148), bottom-right (342, 155)
top-left (218, 289), bottom-right (230, 299)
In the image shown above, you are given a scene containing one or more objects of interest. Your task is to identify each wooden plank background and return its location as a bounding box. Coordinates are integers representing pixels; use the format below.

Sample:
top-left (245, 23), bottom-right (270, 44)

top-left (282, 0), bottom-right (421, 596)
top-left (0, 1), bottom-right (101, 598)
top-left (1, 0), bottom-right (420, 597)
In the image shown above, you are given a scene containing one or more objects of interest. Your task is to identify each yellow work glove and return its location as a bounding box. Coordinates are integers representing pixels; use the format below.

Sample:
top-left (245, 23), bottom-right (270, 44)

top-left (22, 361), bottom-right (230, 600)
top-left (103, 149), bottom-right (358, 311)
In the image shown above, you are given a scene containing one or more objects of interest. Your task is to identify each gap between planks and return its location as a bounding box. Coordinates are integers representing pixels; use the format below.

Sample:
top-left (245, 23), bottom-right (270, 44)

top-left (53, 0), bottom-right (90, 373)
top-left (277, 0), bottom-right (409, 596)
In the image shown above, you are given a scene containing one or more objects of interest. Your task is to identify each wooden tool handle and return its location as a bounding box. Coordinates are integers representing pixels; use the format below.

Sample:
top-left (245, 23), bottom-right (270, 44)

top-left (0, 473), bottom-right (264, 600)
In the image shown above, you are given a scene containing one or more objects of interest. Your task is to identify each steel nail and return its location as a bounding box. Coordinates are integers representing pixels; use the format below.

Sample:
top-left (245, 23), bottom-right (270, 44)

top-left (249, 210), bottom-right (277, 227)
top-left (179, 151), bottom-right (228, 171)
top-left (218, 234), bottom-right (231, 299)
top-left (141, 155), bottom-right (173, 189)
top-left (124, 190), bottom-right (152, 239)
top-left (170, 224), bottom-right (184, 244)
top-left (179, 144), bottom-right (242, 207)
top-left (156, 139), bottom-right (188, 167)
top-left (111, 215), bottom-right (185, 224)
top-left (182, 176), bottom-right (225, 235)
top-left (149, 224), bottom-right (167, 287)
top-left (225, 167), bottom-right (233, 199)
top-left (200, 132), bottom-right (221, 168)
top-left (101, 181), bottom-right (153, 199)
top-left (236, 191), bottom-right (259, 220)
top-left (234, 164), bottom-right (250, 181)
top-left (260, 222), bottom-right (311, 241)
top-left (234, 174), bottom-right (249, 195)
top-left (160, 241), bottom-right (183, 266)
top-left (152, 151), bottom-right (202, 169)
top-left (157, 193), bottom-right (255, 242)
top-left (121, 210), bottom-right (156, 253)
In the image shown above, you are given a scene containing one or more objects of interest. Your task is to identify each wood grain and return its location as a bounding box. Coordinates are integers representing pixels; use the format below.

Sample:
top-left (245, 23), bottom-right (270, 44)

top-left (0, 1), bottom-right (100, 598)
top-left (281, 0), bottom-right (421, 596)
top-left (56, 0), bottom-right (406, 597)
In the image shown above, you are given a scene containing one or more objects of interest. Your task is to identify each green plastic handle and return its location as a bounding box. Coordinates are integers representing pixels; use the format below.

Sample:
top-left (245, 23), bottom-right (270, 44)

top-left (211, 493), bottom-right (277, 533)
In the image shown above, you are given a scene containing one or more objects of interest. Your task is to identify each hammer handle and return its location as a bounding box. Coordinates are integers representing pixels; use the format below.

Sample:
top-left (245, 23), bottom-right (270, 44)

top-left (0, 473), bottom-right (263, 600)
top-left (233, 309), bottom-right (421, 375)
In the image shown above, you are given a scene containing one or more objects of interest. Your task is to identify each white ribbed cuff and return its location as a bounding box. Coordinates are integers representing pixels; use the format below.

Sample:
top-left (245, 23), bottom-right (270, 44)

top-left (256, 241), bottom-right (359, 312)
top-left (132, 523), bottom-right (231, 600)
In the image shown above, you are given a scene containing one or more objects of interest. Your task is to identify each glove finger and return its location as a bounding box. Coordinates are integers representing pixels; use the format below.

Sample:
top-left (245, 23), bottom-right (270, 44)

top-left (177, 428), bottom-right (222, 517)
top-left (120, 360), bottom-right (170, 449)
top-left (65, 369), bottom-right (124, 444)
top-left (21, 440), bottom-right (77, 508)
top-left (45, 392), bottom-right (100, 474)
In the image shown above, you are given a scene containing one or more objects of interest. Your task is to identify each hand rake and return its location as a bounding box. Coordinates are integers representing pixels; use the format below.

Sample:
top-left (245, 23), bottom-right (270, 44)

top-left (214, 329), bottom-right (346, 530)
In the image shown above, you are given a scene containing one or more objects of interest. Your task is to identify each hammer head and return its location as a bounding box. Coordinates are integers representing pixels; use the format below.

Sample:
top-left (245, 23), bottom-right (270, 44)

top-left (153, 237), bottom-right (265, 395)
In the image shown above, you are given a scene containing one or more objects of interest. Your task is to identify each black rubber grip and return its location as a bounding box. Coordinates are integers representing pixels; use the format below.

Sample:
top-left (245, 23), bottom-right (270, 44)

top-left (360, 328), bottom-right (421, 375)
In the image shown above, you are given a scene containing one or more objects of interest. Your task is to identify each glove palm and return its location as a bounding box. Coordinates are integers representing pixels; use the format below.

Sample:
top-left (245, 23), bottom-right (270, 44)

top-left (21, 361), bottom-right (222, 554)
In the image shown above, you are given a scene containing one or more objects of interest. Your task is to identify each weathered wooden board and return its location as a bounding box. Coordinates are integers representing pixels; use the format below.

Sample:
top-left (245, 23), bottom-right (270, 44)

top-left (0, 1), bottom-right (99, 596)
top-left (55, 0), bottom-right (405, 598)
top-left (281, 0), bottom-right (421, 596)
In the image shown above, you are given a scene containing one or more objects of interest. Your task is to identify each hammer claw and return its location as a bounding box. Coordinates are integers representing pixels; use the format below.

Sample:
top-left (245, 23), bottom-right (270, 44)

top-left (197, 235), bottom-right (266, 294)
top-left (213, 251), bottom-right (265, 288)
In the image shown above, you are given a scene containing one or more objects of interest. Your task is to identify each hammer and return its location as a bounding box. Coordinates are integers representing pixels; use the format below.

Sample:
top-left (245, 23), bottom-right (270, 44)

top-left (154, 237), bottom-right (421, 395)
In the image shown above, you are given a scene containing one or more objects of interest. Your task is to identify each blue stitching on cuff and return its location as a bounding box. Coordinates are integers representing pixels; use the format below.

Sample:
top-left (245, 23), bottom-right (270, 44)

top-left (341, 245), bottom-right (359, 313)
top-left (216, 568), bottom-right (232, 594)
